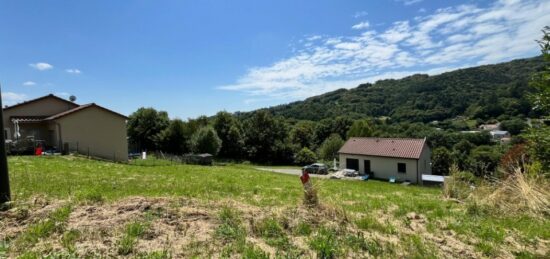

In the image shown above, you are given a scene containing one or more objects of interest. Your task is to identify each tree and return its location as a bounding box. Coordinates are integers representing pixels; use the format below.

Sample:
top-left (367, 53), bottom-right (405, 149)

top-left (294, 147), bottom-right (317, 165)
top-left (432, 147), bottom-right (453, 175)
top-left (347, 119), bottom-right (373, 138)
top-left (213, 111), bottom-right (245, 158)
top-left (159, 119), bottom-right (188, 154)
top-left (189, 126), bottom-right (222, 155)
top-left (127, 107), bottom-right (169, 151)
top-left (453, 139), bottom-right (475, 155)
top-left (318, 134), bottom-right (344, 161)
top-left (526, 26), bottom-right (550, 171)
top-left (467, 146), bottom-right (502, 176)
top-left (314, 117), bottom-right (353, 145)
top-left (530, 26), bottom-right (550, 113)
top-left (243, 110), bottom-right (289, 163)
top-left (500, 119), bottom-right (527, 135)
top-left (289, 121), bottom-right (315, 149)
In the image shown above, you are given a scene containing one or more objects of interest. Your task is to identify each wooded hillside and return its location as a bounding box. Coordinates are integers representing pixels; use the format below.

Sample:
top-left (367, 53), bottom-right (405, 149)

top-left (250, 56), bottom-right (544, 122)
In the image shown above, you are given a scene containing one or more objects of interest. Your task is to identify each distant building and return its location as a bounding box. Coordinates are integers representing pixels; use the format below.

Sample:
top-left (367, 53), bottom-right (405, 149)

top-left (479, 123), bottom-right (500, 131)
top-left (3, 94), bottom-right (128, 162)
top-left (489, 130), bottom-right (510, 140)
top-left (338, 137), bottom-right (431, 184)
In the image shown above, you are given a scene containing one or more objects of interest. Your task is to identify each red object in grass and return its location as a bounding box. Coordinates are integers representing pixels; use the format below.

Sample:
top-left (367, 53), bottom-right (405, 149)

top-left (300, 170), bottom-right (310, 184)
top-left (35, 147), bottom-right (42, 156)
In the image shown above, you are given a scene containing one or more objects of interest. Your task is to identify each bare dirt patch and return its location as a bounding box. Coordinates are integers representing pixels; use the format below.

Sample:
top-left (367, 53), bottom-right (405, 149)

top-left (1, 196), bottom-right (547, 258)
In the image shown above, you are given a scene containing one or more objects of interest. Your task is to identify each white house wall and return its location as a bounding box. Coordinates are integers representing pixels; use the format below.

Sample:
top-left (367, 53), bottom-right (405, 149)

top-left (339, 153), bottom-right (421, 183)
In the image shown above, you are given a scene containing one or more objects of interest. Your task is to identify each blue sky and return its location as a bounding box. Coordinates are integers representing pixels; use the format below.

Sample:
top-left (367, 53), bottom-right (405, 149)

top-left (1, 0), bottom-right (548, 119)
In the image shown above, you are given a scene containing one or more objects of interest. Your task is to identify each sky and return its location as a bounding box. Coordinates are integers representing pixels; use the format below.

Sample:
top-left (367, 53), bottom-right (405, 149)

top-left (1, 0), bottom-right (549, 119)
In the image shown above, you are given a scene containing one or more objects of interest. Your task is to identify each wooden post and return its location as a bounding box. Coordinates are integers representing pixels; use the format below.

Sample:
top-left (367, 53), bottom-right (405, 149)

top-left (0, 85), bottom-right (11, 203)
top-left (300, 169), bottom-right (318, 207)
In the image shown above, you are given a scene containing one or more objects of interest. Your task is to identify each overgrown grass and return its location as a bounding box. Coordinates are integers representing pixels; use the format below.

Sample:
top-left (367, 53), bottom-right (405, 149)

top-left (5, 156), bottom-right (550, 257)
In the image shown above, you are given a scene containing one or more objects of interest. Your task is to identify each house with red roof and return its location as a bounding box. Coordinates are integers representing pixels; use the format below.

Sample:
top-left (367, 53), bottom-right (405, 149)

top-left (338, 137), bottom-right (432, 184)
top-left (3, 94), bottom-right (128, 162)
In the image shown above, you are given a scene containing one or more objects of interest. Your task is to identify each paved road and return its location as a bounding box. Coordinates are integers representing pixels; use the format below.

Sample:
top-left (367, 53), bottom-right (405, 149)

top-left (254, 167), bottom-right (330, 178)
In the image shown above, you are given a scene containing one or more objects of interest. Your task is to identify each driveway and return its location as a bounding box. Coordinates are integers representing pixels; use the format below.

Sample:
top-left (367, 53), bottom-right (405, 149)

top-left (254, 167), bottom-right (330, 178)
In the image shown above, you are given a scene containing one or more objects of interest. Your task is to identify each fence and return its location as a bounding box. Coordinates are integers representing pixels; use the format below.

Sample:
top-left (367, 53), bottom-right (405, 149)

top-left (129, 151), bottom-right (213, 166)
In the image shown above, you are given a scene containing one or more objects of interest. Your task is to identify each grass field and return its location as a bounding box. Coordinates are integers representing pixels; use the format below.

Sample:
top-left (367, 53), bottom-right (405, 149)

top-left (1, 156), bottom-right (548, 258)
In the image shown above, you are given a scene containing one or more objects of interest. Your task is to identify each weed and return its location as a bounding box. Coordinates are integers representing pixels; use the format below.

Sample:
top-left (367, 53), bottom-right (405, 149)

top-left (77, 190), bottom-right (105, 204)
top-left (242, 244), bottom-right (270, 259)
top-left (117, 221), bottom-right (150, 255)
top-left (117, 235), bottom-right (137, 255)
top-left (345, 233), bottom-right (383, 256)
top-left (309, 227), bottom-right (340, 259)
top-left (253, 217), bottom-right (291, 249)
top-left (294, 221), bottom-right (312, 236)
top-left (17, 251), bottom-right (39, 259)
top-left (126, 221), bottom-right (148, 238)
top-left (14, 205), bottom-right (72, 251)
top-left (402, 234), bottom-right (437, 259)
top-left (216, 207), bottom-right (246, 243)
top-left (355, 215), bottom-right (395, 234)
top-left (513, 250), bottom-right (536, 259)
top-left (0, 240), bottom-right (8, 258)
top-left (476, 241), bottom-right (497, 257)
top-left (61, 229), bottom-right (81, 253)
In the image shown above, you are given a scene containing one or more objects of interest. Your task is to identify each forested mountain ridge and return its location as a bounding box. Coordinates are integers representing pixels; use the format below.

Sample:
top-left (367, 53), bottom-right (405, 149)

top-left (247, 56), bottom-right (544, 122)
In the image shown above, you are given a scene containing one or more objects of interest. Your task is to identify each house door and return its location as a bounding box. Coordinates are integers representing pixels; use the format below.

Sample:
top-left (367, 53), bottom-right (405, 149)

top-left (364, 160), bottom-right (371, 175)
top-left (346, 158), bottom-right (359, 171)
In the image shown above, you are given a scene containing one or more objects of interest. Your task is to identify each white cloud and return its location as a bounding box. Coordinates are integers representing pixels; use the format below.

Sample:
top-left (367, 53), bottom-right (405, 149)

top-left (22, 81), bottom-right (36, 86)
top-left (65, 68), bottom-right (82, 74)
top-left (353, 11), bottom-right (368, 18)
top-left (220, 0), bottom-right (549, 102)
top-left (397, 0), bottom-right (424, 6)
top-left (351, 21), bottom-right (370, 30)
top-left (1, 92), bottom-right (27, 106)
top-left (29, 62), bottom-right (53, 71)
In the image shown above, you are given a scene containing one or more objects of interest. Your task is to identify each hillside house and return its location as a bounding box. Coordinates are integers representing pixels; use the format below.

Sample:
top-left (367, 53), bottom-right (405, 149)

top-left (338, 137), bottom-right (432, 184)
top-left (3, 94), bottom-right (128, 162)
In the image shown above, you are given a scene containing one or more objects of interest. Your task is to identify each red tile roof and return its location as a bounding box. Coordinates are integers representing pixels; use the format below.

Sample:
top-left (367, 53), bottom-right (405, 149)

top-left (338, 137), bottom-right (427, 159)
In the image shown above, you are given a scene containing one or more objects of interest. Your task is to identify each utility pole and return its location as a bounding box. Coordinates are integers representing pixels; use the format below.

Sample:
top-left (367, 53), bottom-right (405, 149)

top-left (0, 84), bottom-right (11, 203)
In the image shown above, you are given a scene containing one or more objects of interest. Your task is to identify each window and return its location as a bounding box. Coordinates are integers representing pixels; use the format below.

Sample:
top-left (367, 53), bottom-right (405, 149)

top-left (3, 128), bottom-right (9, 140)
top-left (398, 163), bottom-right (406, 173)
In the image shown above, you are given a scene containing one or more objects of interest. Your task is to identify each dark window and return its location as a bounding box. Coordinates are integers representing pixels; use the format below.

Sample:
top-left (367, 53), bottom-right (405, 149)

top-left (4, 129), bottom-right (7, 139)
top-left (398, 163), bottom-right (406, 173)
top-left (364, 160), bottom-right (371, 174)
top-left (346, 158), bottom-right (359, 171)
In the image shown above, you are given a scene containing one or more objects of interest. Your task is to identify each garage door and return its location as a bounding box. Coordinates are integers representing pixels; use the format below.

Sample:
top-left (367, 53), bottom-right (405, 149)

top-left (346, 158), bottom-right (359, 171)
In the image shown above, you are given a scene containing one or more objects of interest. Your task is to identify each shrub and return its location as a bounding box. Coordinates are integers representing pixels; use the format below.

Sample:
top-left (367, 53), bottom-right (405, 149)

top-left (294, 147), bottom-right (317, 165)
top-left (318, 134), bottom-right (344, 161)
top-left (443, 165), bottom-right (475, 200)
top-left (189, 126), bottom-right (222, 155)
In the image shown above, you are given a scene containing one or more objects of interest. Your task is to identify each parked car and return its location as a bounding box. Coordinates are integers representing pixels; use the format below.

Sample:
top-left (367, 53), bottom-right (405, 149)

top-left (303, 163), bottom-right (328, 174)
top-left (342, 169), bottom-right (359, 177)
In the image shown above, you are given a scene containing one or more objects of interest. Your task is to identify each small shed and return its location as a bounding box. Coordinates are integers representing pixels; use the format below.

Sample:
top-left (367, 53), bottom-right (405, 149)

top-left (183, 153), bottom-right (213, 165)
